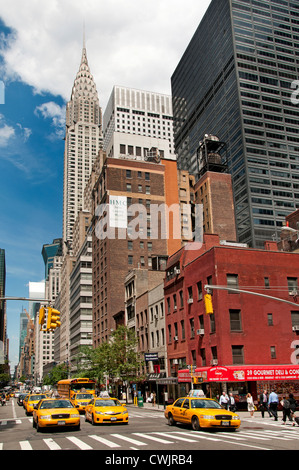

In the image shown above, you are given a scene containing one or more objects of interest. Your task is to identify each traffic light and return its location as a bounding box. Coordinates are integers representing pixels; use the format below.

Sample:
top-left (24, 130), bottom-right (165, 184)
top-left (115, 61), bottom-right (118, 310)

top-left (38, 306), bottom-right (45, 330)
top-left (204, 294), bottom-right (213, 315)
top-left (193, 377), bottom-right (203, 384)
top-left (46, 307), bottom-right (61, 331)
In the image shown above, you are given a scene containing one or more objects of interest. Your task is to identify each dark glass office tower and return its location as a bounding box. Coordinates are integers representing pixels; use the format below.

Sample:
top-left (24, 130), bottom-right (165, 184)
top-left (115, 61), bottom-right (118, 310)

top-left (0, 249), bottom-right (6, 346)
top-left (172, 0), bottom-right (299, 248)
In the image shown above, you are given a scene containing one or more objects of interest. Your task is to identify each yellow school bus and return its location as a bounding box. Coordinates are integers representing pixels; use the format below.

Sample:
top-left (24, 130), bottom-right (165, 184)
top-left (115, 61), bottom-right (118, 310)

top-left (56, 378), bottom-right (96, 400)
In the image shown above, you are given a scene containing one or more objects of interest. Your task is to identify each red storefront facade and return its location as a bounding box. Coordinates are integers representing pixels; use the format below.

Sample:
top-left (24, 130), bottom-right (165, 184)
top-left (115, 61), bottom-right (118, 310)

top-left (164, 234), bottom-right (299, 404)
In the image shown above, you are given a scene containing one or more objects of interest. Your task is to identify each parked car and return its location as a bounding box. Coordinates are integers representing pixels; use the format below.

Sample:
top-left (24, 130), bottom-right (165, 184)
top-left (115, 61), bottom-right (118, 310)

top-left (17, 393), bottom-right (28, 406)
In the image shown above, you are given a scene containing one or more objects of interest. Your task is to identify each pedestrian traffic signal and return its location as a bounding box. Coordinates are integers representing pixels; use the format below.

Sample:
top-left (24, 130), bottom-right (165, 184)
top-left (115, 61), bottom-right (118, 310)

top-left (38, 307), bottom-right (45, 330)
top-left (46, 307), bottom-right (61, 331)
top-left (204, 294), bottom-right (213, 314)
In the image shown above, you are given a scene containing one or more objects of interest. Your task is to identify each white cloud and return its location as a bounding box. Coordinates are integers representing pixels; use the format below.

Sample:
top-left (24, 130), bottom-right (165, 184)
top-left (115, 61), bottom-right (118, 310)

top-left (0, 0), bottom-right (212, 110)
top-left (0, 122), bottom-right (15, 146)
top-left (34, 101), bottom-right (66, 139)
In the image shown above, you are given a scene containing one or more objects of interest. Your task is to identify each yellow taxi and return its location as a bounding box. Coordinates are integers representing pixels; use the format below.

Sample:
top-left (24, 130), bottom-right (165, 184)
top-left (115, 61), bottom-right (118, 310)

top-left (85, 397), bottom-right (129, 425)
top-left (71, 392), bottom-right (94, 413)
top-left (24, 393), bottom-right (47, 415)
top-left (32, 398), bottom-right (80, 431)
top-left (164, 397), bottom-right (241, 431)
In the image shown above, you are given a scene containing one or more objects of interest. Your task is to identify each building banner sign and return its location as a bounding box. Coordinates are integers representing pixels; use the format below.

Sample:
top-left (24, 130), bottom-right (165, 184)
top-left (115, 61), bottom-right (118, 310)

top-left (109, 196), bottom-right (127, 228)
top-left (178, 365), bottom-right (299, 383)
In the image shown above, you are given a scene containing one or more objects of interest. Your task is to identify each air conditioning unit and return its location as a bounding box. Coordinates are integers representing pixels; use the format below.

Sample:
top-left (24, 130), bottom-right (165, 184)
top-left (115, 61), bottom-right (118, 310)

top-left (211, 359), bottom-right (218, 366)
top-left (174, 267), bottom-right (180, 275)
top-left (289, 289), bottom-right (298, 296)
top-left (173, 359), bottom-right (178, 365)
top-left (196, 329), bottom-right (205, 335)
top-left (174, 336), bottom-right (179, 341)
top-left (187, 298), bottom-right (193, 304)
top-left (292, 325), bottom-right (299, 332)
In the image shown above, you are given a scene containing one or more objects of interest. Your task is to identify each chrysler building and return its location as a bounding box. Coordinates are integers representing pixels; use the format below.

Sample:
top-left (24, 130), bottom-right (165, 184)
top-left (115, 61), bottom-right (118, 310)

top-left (62, 42), bottom-right (102, 252)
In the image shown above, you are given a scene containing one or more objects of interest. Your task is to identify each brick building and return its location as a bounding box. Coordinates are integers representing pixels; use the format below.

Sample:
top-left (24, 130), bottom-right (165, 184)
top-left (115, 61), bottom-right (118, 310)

top-left (164, 233), bottom-right (299, 403)
top-left (92, 154), bottom-right (180, 347)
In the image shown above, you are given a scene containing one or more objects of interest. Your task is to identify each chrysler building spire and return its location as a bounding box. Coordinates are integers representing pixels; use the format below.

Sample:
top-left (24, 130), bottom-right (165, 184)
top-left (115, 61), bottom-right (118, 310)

top-left (63, 40), bottom-right (103, 250)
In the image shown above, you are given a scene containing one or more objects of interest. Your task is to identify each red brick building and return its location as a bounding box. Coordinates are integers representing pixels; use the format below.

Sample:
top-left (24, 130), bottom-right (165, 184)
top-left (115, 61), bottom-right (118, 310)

top-left (164, 234), bottom-right (299, 402)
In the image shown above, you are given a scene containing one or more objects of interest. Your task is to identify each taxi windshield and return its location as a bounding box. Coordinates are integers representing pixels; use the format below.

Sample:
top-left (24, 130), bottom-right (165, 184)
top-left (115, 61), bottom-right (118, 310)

top-left (29, 395), bottom-right (46, 401)
top-left (95, 399), bottom-right (121, 407)
top-left (40, 400), bottom-right (74, 409)
top-left (75, 394), bottom-right (93, 399)
top-left (190, 399), bottom-right (222, 409)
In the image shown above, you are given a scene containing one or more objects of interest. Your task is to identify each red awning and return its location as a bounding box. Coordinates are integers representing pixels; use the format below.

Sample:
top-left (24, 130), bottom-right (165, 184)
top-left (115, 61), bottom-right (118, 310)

top-left (178, 365), bottom-right (299, 383)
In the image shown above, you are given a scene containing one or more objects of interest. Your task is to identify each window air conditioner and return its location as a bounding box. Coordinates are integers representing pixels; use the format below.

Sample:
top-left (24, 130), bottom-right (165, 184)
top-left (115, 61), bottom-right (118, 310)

top-left (211, 359), bottom-right (218, 366)
top-left (187, 298), bottom-right (193, 304)
top-left (196, 329), bottom-right (205, 335)
top-left (292, 325), bottom-right (299, 331)
top-left (174, 336), bottom-right (179, 341)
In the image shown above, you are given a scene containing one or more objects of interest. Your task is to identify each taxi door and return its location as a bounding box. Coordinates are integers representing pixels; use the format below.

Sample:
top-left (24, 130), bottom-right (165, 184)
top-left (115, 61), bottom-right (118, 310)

top-left (172, 398), bottom-right (187, 423)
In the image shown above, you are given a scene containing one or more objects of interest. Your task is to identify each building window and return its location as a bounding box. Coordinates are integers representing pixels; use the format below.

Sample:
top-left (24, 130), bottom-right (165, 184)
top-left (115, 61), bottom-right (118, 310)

top-left (167, 297), bottom-right (171, 314)
top-left (190, 318), bottom-right (195, 338)
top-left (126, 183), bottom-right (132, 192)
top-left (210, 314), bottom-right (216, 334)
top-left (291, 311), bottom-right (299, 328)
top-left (270, 346), bottom-right (276, 359)
top-left (126, 169), bottom-right (132, 178)
top-left (232, 346), bottom-right (244, 365)
top-left (179, 290), bottom-right (184, 308)
top-left (288, 277), bottom-right (298, 295)
top-left (181, 320), bottom-right (185, 340)
top-left (229, 309), bottom-right (242, 331)
top-left (267, 313), bottom-right (273, 326)
top-left (264, 277), bottom-right (270, 289)
top-left (128, 255), bottom-right (133, 265)
top-left (168, 324), bottom-right (172, 343)
top-left (227, 274), bottom-right (239, 293)
top-left (197, 281), bottom-right (203, 300)
top-left (128, 241), bottom-right (133, 250)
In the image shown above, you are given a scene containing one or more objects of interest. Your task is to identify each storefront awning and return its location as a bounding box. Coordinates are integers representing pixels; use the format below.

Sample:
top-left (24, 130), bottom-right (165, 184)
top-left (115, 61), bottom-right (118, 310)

top-left (178, 365), bottom-right (299, 383)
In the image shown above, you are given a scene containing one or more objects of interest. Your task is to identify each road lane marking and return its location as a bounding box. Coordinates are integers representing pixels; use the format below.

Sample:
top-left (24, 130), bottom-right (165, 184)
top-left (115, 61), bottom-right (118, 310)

top-left (20, 441), bottom-right (32, 450)
top-left (89, 435), bottom-right (121, 448)
top-left (133, 433), bottom-right (174, 444)
top-left (43, 438), bottom-right (61, 450)
top-left (111, 433), bottom-right (147, 446)
top-left (66, 436), bottom-right (92, 450)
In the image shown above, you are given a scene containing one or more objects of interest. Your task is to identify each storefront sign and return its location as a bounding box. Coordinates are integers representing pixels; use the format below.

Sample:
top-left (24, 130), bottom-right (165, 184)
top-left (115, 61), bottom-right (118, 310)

top-left (144, 353), bottom-right (159, 362)
top-left (178, 365), bottom-right (299, 383)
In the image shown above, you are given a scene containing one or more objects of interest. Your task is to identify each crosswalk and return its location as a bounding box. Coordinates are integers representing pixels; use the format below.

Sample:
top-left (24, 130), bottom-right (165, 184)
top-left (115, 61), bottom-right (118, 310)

top-left (1, 426), bottom-right (299, 450)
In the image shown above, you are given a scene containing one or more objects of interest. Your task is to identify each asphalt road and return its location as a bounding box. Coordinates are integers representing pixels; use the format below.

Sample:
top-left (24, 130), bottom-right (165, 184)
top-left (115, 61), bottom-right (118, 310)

top-left (1, 398), bottom-right (299, 455)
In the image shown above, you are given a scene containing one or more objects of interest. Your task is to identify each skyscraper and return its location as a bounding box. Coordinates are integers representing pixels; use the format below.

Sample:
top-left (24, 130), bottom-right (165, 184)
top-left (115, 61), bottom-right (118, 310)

top-left (172, 0), bottom-right (299, 248)
top-left (62, 43), bottom-right (103, 251)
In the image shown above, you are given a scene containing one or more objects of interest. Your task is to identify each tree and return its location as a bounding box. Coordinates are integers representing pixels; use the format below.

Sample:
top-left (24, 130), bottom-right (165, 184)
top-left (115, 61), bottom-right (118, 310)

top-left (76, 326), bottom-right (145, 388)
top-left (43, 363), bottom-right (68, 386)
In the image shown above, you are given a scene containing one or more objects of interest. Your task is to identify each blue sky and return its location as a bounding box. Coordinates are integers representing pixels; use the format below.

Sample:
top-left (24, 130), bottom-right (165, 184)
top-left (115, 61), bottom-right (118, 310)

top-left (0, 1), bottom-right (211, 372)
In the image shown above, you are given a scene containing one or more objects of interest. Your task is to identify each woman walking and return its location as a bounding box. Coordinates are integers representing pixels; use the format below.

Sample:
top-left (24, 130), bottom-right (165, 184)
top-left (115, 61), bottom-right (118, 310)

top-left (247, 393), bottom-right (255, 417)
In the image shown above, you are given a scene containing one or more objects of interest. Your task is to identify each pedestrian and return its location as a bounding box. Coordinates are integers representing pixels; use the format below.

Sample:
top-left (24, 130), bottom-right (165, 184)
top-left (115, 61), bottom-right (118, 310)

top-left (268, 389), bottom-right (279, 421)
top-left (228, 392), bottom-right (236, 412)
top-left (219, 392), bottom-right (229, 409)
top-left (247, 393), bottom-right (255, 417)
top-left (152, 391), bottom-right (156, 407)
top-left (288, 393), bottom-right (298, 426)
top-left (281, 396), bottom-right (292, 424)
top-left (259, 390), bottom-right (271, 418)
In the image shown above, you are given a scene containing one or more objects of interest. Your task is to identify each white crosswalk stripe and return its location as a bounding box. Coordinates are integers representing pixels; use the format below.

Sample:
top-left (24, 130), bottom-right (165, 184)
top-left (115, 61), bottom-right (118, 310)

top-left (19, 441), bottom-right (32, 450)
top-left (66, 436), bottom-right (93, 450)
top-left (43, 438), bottom-right (62, 450)
top-left (110, 433), bottom-right (147, 446)
top-left (89, 434), bottom-right (121, 448)
top-left (133, 432), bottom-right (174, 444)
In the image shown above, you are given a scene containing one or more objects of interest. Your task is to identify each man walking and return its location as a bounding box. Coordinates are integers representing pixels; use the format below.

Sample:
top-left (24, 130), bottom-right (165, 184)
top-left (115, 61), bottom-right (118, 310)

top-left (259, 390), bottom-right (271, 418)
top-left (268, 389), bottom-right (279, 421)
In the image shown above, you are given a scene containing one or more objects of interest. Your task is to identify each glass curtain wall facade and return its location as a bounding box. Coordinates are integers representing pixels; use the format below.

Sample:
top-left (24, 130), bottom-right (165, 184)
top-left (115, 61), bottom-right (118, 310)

top-left (172, 0), bottom-right (299, 248)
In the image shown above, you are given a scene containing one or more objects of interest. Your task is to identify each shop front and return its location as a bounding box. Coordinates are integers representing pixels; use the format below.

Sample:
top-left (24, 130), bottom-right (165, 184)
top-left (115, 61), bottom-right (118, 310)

top-left (178, 364), bottom-right (299, 410)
